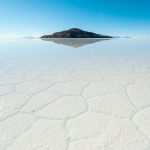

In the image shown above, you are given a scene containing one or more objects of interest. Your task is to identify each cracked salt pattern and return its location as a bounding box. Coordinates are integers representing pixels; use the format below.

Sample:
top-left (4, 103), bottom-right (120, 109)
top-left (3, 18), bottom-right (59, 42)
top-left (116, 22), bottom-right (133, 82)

top-left (0, 38), bottom-right (150, 150)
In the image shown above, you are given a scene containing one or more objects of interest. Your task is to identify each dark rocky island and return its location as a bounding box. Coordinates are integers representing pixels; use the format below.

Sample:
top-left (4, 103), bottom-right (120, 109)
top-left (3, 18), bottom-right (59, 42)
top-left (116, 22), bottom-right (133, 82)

top-left (40, 28), bottom-right (112, 38)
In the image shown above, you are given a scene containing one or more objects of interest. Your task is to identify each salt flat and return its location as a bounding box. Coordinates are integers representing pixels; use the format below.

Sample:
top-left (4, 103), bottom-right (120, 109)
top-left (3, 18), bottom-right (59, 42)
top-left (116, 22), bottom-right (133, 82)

top-left (0, 38), bottom-right (150, 150)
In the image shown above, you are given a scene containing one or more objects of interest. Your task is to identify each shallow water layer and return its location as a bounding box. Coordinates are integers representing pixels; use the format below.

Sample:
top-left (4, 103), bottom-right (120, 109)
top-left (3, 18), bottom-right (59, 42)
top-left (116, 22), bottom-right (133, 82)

top-left (0, 38), bottom-right (150, 150)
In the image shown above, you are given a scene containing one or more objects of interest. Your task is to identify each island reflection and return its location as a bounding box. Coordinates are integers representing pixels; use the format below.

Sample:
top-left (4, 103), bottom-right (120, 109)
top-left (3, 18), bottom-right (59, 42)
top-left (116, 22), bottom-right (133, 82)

top-left (41, 38), bottom-right (109, 48)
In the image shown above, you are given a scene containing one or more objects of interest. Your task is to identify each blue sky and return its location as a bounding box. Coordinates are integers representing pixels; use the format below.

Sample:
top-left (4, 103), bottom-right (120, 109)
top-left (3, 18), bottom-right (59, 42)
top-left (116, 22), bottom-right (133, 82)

top-left (0, 0), bottom-right (150, 37)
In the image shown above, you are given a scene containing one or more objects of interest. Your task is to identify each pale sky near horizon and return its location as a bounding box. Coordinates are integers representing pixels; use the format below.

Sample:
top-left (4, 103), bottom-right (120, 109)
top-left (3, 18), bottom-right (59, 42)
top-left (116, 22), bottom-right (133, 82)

top-left (0, 0), bottom-right (150, 37)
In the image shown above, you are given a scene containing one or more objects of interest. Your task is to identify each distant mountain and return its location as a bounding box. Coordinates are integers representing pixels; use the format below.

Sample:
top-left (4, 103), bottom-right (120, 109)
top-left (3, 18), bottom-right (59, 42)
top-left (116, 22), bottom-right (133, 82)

top-left (40, 28), bottom-right (113, 38)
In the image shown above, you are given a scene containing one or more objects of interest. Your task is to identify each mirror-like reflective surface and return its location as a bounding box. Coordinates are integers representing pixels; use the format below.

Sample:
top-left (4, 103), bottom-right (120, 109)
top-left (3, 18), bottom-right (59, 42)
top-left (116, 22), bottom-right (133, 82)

top-left (0, 38), bottom-right (150, 150)
top-left (41, 38), bottom-right (109, 47)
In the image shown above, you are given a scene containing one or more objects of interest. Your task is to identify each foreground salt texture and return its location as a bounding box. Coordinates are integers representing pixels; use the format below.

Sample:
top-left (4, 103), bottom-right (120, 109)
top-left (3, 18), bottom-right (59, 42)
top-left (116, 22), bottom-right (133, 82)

top-left (0, 38), bottom-right (150, 150)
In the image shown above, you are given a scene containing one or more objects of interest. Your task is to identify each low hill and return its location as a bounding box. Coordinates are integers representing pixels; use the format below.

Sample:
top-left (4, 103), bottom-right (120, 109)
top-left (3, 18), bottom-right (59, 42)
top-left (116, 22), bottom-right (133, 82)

top-left (40, 28), bottom-right (112, 38)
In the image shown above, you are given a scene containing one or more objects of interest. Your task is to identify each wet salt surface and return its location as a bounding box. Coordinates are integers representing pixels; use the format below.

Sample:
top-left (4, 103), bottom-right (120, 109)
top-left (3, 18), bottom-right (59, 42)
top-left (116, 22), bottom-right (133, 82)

top-left (0, 38), bottom-right (150, 150)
